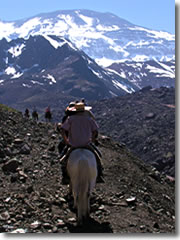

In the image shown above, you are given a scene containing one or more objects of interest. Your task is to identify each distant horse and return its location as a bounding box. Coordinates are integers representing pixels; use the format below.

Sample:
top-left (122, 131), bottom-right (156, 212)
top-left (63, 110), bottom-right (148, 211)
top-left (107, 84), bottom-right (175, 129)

top-left (45, 111), bottom-right (52, 122)
top-left (32, 110), bottom-right (38, 121)
top-left (24, 109), bottom-right (30, 119)
top-left (67, 149), bottom-right (97, 225)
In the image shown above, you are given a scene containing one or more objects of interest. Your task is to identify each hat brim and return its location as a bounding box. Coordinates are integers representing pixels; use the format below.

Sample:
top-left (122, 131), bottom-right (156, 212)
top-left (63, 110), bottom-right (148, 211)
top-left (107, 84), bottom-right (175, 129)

top-left (69, 106), bottom-right (92, 112)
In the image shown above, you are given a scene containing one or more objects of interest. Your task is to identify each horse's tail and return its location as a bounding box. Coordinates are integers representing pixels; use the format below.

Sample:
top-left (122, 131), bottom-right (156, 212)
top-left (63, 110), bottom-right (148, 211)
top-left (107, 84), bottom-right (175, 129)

top-left (78, 153), bottom-right (97, 194)
top-left (77, 158), bottom-right (92, 221)
top-left (78, 159), bottom-right (90, 194)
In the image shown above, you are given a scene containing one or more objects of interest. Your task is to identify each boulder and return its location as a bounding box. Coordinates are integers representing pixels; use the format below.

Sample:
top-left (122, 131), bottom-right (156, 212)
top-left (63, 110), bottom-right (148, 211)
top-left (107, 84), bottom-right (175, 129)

top-left (2, 159), bottom-right (20, 173)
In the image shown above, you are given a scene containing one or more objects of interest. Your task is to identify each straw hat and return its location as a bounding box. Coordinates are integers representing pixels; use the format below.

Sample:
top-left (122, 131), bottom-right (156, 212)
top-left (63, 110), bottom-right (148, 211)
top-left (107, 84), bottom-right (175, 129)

top-left (69, 102), bottom-right (92, 112)
top-left (65, 102), bottom-right (76, 112)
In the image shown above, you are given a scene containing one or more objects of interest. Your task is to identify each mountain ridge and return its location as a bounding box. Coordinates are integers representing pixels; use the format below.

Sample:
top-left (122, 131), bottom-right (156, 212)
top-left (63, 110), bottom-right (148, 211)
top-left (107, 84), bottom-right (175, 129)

top-left (0, 9), bottom-right (175, 67)
top-left (0, 34), bottom-right (138, 111)
top-left (0, 9), bottom-right (175, 120)
top-left (108, 59), bottom-right (175, 89)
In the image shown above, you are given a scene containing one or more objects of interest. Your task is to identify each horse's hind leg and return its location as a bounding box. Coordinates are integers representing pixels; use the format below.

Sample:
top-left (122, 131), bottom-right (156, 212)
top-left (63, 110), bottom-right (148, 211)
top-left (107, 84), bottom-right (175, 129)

top-left (73, 194), bottom-right (78, 209)
top-left (87, 193), bottom-right (90, 216)
top-left (68, 182), bottom-right (72, 196)
top-left (77, 192), bottom-right (89, 225)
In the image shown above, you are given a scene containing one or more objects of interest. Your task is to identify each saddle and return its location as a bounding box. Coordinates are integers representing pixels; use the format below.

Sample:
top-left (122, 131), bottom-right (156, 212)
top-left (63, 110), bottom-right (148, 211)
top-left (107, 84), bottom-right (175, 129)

top-left (60, 144), bottom-right (102, 165)
top-left (60, 144), bottom-right (104, 184)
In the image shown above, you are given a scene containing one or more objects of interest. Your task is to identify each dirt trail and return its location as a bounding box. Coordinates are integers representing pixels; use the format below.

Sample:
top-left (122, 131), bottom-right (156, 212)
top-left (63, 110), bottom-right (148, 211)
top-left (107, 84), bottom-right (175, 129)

top-left (0, 107), bottom-right (175, 233)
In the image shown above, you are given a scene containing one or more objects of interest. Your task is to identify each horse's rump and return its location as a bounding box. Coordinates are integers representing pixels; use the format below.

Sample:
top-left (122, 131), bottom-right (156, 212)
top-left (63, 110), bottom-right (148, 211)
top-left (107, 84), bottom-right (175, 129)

top-left (67, 149), bottom-right (97, 191)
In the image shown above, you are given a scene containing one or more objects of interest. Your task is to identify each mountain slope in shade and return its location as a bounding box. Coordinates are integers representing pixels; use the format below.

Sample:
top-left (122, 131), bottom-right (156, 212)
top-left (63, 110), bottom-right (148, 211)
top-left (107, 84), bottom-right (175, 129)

top-left (0, 35), bottom-right (138, 111)
top-left (91, 86), bottom-right (175, 177)
top-left (0, 9), bottom-right (175, 67)
top-left (108, 60), bottom-right (175, 89)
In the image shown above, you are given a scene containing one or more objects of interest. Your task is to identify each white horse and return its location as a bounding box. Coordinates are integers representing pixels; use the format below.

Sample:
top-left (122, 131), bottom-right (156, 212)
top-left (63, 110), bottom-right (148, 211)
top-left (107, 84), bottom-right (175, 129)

top-left (67, 148), bottom-right (97, 225)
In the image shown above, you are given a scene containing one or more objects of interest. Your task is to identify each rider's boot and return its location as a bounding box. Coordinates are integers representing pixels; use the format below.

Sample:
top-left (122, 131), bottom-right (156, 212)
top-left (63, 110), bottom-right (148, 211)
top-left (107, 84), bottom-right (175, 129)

top-left (96, 158), bottom-right (105, 183)
top-left (61, 165), bottom-right (70, 185)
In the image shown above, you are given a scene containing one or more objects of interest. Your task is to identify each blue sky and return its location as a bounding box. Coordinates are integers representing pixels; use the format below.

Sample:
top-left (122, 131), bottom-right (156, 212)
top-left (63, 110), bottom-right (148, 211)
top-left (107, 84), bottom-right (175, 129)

top-left (0, 0), bottom-right (175, 34)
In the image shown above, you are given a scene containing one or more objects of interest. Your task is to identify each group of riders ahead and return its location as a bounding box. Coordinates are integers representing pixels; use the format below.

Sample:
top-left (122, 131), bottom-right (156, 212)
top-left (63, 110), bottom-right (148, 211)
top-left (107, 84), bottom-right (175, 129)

top-left (24, 106), bottom-right (52, 122)
top-left (24, 107), bottom-right (39, 121)
top-left (24, 99), bottom-right (104, 184)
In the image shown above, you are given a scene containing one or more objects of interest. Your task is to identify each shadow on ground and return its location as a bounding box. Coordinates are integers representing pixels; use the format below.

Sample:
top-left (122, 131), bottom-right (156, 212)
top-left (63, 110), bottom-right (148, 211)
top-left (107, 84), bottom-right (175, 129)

top-left (66, 217), bottom-right (113, 233)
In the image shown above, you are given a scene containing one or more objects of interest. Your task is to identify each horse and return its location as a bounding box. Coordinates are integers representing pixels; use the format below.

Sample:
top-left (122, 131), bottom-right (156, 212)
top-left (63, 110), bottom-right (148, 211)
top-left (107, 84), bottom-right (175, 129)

top-left (45, 111), bottom-right (52, 122)
top-left (67, 148), bottom-right (97, 225)
top-left (24, 109), bottom-right (30, 119)
top-left (32, 110), bottom-right (38, 121)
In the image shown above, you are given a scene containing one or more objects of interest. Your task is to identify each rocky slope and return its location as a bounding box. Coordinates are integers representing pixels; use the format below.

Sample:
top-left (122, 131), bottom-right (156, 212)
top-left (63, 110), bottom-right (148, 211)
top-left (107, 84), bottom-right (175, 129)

top-left (0, 104), bottom-right (175, 233)
top-left (91, 86), bottom-right (175, 177)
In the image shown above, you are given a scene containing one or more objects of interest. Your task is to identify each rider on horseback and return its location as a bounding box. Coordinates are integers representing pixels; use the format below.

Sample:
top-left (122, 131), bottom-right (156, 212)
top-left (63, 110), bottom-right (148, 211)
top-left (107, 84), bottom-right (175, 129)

top-left (45, 106), bottom-right (52, 122)
top-left (24, 108), bottom-right (30, 118)
top-left (32, 107), bottom-right (39, 121)
top-left (60, 101), bottom-right (104, 184)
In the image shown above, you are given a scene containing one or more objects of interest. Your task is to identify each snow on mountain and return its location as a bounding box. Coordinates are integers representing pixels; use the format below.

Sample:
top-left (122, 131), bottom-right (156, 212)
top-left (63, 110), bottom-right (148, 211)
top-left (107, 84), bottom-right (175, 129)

top-left (0, 34), bottom-right (139, 112)
top-left (108, 59), bottom-right (175, 89)
top-left (0, 9), bottom-right (175, 67)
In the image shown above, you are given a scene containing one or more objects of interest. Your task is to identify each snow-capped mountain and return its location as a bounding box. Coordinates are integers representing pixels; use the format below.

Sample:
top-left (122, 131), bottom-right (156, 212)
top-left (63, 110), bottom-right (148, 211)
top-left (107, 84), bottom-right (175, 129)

top-left (108, 60), bottom-right (175, 89)
top-left (0, 9), bottom-right (175, 67)
top-left (0, 35), bottom-right (138, 111)
top-left (0, 9), bottom-right (175, 111)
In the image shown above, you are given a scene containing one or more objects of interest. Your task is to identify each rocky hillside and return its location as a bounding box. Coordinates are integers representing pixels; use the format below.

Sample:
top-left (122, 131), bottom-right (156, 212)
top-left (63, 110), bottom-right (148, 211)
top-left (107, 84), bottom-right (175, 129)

top-left (91, 86), bottom-right (175, 177)
top-left (0, 104), bottom-right (175, 233)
